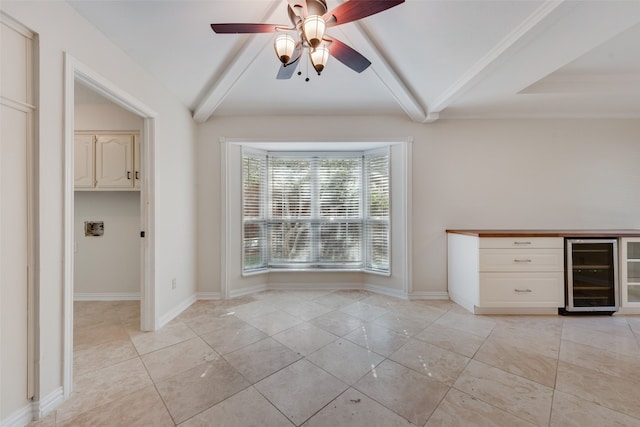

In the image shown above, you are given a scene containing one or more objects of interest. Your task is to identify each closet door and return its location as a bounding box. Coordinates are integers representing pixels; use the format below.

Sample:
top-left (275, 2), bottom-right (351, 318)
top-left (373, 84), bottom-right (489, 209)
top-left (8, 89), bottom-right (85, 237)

top-left (1, 15), bottom-right (34, 419)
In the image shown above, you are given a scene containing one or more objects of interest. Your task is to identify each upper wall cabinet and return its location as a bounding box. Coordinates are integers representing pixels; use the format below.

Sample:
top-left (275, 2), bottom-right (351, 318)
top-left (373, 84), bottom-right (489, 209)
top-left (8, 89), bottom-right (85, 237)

top-left (75, 132), bottom-right (141, 190)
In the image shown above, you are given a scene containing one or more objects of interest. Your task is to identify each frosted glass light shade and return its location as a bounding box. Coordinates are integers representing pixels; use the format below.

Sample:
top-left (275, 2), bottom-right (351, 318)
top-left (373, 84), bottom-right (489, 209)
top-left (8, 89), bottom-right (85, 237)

top-left (303, 15), bottom-right (326, 48)
top-left (274, 34), bottom-right (296, 64)
top-left (310, 44), bottom-right (330, 75)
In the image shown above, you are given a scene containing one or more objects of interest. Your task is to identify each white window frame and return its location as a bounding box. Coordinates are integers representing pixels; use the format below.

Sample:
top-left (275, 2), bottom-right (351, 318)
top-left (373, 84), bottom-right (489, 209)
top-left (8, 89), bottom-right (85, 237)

top-left (242, 147), bottom-right (390, 275)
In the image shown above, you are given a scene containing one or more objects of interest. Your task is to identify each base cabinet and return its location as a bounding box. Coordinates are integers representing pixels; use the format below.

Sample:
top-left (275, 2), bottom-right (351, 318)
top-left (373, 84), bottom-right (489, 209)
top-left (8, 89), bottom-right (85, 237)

top-left (448, 233), bottom-right (564, 314)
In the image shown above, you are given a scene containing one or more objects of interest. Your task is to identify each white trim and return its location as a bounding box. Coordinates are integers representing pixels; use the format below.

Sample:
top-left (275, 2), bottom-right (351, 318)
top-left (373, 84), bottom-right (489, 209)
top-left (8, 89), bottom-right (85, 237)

top-left (616, 307), bottom-right (640, 315)
top-left (220, 140), bottom-right (231, 300)
top-left (268, 283), bottom-right (361, 291)
top-left (63, 53), bottom-right (158, 400)
top-left (0, 404), bottom-right (32, 427)
top-left (30, 386), bottom-right (64, 421)
top-left (229, 284), bottom-right (268, 299)
top-left (401, 139), bottom-right (413, 295)
top-left (158, 294), bottom-right (197, 328)
top-left (0, 387), bottom-right (61, 427)
top-left (221, 137), bottom-right (413, 300)
top-left (196, 292), bottom-right (222, 300)
top-left (337, 20), bottom-right (427, 123)
top-left (364, 283), bottom-right (408, 300)
top-left (73, 293), bottom-right (140, 301)
top-left (409, 291), bottom-right (450, 300)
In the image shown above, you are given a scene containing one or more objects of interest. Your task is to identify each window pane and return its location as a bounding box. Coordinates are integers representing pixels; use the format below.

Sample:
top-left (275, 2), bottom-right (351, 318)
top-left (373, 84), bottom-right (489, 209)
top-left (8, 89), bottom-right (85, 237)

top-left (367, 221), bottom-right (389, 271)
top-left (318, 158), bottom-right (361, 219)
top-left (319, 222), bottom-right (362, 262)
top-left (366, 154), bottom-right (389, 219)
top-left (243, 155), bottom-right (264, 220)
top-left (269, 158), bottom-right (311, 219)
top-left (243, 152), bottom-right (267, 271)
top-left (243, 222), bottom-right (265, 270)
top-left (268, 221), bottom-right (312, 263)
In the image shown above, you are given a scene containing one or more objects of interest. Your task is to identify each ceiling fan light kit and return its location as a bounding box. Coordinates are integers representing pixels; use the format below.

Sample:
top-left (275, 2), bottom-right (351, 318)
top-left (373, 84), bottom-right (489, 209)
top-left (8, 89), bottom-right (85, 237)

top-left (211, 0), bottom-right (405, 79)
top-left (302, 15), bottom-right (326, 48)
top-left (310, 43), bottom-right (330, 74)
top-left (274, 33), bottom-right (297, 64)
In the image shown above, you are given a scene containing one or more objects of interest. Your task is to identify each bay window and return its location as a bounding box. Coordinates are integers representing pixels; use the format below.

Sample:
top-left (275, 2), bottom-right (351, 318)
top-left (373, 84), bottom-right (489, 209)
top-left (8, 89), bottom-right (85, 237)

top-left (242, 147), bottom-right (389, 274)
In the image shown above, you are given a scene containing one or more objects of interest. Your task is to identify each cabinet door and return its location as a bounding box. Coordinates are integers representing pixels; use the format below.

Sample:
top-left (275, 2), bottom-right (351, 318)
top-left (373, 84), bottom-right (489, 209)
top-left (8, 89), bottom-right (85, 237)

top-left (95, 135), bottom-right (133, 188)
top-left (74, 134), bottom-right (95, 188)
top-left (621, 238), bottom-right (640, 307)
top-left (134, 135), bottom-right (141, 189)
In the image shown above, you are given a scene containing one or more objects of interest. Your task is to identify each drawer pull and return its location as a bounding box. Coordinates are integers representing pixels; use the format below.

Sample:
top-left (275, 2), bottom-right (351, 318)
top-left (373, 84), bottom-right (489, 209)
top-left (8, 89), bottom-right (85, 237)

top-left (514, 288), bottom-right (533, 293)
top-left (514, 259), bottom-right (532, 263)
top-left (514, 241), bottom-right (532, 245)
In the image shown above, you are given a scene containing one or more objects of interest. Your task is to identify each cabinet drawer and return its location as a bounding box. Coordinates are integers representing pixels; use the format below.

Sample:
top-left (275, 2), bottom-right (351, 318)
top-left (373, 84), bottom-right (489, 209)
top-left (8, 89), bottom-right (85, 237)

top-left (479, 272), bottom-right (564, 307)
top-left (480, 249), bottom-right (563, 272)
top-left (480, 237), bottom-right (563, 249)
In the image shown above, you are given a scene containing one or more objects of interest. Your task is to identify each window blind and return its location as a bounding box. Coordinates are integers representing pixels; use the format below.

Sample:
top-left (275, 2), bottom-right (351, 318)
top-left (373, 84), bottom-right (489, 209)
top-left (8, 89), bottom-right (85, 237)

top-left (242, 148), bottom-right (389, 274)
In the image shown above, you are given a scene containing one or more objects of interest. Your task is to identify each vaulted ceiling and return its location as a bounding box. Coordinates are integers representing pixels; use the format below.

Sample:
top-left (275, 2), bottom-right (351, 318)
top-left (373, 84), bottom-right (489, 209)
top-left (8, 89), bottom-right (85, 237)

top-left (68, 0), bottom-right (640, 123)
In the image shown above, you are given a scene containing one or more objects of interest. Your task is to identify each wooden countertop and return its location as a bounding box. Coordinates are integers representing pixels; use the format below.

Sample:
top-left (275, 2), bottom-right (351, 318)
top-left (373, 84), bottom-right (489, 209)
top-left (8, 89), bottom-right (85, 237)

top-left (446, 229), bottom-right (640, 238)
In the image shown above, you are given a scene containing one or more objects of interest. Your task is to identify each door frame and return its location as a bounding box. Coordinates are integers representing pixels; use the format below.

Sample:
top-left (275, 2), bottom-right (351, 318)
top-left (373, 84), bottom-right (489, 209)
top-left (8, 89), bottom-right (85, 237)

top-left (63, 53), bottom-right (158, 397)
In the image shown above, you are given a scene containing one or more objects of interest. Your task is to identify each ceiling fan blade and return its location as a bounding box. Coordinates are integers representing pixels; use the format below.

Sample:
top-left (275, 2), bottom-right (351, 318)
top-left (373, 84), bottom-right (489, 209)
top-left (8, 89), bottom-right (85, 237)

top-left (323, 0), bottom-right (405, 27)
top-left (277, 44), bottom-right (303, 79)
top-left (277, 60), bottom-right (300, 80)
top-left (325, 36), bottom-right (371, 73)
top-left (211, 23), bottom-right (283, 34)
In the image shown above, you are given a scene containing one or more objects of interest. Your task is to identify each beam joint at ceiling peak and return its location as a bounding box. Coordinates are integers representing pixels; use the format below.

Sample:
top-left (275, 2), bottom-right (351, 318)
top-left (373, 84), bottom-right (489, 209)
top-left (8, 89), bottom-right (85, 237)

top-left (193, 0), bottom-right (286, 123)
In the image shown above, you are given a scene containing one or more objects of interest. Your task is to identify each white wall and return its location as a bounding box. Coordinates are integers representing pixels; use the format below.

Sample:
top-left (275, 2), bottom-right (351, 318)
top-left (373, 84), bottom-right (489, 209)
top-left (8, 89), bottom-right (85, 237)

top-left (75, 102), bottom-right (143, 132)
top-left (197, 116), bottom-right (640, 296)
top-left (74, 192), bottom-right (140, 297)
top-left (1, 0), bottom-right (198, 408)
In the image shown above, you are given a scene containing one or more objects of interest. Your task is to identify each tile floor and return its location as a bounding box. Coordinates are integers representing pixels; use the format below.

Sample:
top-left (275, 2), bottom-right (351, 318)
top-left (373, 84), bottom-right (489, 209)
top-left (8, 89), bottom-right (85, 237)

top-left (30, 290), bottom-right (640, 426)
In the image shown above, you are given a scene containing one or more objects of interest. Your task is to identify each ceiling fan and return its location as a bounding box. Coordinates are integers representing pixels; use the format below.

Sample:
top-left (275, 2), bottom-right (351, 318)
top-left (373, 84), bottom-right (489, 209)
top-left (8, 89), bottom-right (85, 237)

top-left (211, 0), bottom-right (405, 79)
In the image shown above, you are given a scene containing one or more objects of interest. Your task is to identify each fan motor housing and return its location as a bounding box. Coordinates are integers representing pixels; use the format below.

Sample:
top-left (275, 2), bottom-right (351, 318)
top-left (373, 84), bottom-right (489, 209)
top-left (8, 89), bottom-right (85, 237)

top-left (288, 0), bottom-right (328, 24)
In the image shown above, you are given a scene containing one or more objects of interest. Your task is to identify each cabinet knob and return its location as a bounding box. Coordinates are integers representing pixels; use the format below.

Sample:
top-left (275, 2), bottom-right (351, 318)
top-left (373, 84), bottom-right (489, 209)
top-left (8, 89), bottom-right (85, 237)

top-left (514, 289), bottom-right (533, 293)
top-left (127, 171), bottom-right (131, 180)
top-left (514, 259), bottom-right (532, 263)
top-left (135, 171), bottom-right (140, 180)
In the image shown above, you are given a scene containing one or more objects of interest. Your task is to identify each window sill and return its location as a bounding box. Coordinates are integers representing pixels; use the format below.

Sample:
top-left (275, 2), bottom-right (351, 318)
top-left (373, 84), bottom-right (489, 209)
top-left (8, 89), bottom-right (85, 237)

top-left (242, 267), bottom-right (390, 277)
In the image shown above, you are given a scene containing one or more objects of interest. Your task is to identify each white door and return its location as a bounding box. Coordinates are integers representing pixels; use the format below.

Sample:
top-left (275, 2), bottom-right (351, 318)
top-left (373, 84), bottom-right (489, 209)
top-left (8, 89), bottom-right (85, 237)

top-left (1, 16), bottom-right (34, 420)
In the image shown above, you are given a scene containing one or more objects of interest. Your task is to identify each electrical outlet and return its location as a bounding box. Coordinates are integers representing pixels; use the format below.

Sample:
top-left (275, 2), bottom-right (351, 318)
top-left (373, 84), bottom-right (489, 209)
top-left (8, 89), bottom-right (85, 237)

top-left (171, 278), bottom-right (177, 290)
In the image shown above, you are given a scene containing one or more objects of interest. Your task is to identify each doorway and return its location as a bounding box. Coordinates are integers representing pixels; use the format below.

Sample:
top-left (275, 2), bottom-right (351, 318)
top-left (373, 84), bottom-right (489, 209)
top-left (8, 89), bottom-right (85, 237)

top-left (63, 54), bottom-right (157, 397)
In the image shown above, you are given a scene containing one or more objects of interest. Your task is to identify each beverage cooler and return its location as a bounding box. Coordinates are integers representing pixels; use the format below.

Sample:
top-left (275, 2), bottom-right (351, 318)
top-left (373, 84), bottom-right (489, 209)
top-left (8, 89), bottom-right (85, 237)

top-left (565, 239), bottom-right (618, 313)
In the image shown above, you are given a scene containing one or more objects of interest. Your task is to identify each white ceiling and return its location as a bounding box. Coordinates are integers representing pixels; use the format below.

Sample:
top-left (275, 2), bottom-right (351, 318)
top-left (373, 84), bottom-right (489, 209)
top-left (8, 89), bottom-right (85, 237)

top-left (67, 0), bottom-right (640, 123)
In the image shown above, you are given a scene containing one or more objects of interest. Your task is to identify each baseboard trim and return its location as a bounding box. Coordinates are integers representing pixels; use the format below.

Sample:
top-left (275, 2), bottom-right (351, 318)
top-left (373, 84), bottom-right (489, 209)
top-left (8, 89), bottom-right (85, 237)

top-left (31, 386), bottom-right (64, 421)
top-left (364, 284), bottom-right (408, 299)
top-left (409, 291), bottom-right (450, 300)
top-left (616, 307), bottom-right (640, 315)
top-left (228, 284), bottom-right (268, 299)
top-left (158, 294), bottom-right (197, 328)
top-left (74, 292), bottom-right (140, 301)
top-left (1, 403), bottom-right (32, 427)
top-left (196, 292), bottom-right (221, 300)
top-left (269, 283), bottom-right (362, 291)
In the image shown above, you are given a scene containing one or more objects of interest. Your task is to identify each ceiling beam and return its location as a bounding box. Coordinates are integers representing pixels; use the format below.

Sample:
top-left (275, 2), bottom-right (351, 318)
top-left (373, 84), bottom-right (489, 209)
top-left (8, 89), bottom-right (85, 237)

top-left (428, 0), bottom-right (566, 117)
top-left (337, 19), bottom-right (428, 123)
top-left (193, 0), bottom-right (285, 123)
